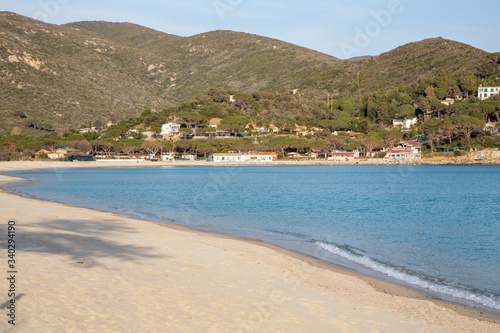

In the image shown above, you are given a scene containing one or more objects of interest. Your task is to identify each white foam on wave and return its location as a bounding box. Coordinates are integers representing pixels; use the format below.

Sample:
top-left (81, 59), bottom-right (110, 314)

top-left (316, 241), bottom-right (500, 310)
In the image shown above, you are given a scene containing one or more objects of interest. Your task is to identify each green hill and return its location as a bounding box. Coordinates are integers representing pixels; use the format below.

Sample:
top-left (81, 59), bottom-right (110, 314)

top-left (357, 38), bottom-right (491, 93)
top-left (0, 12), bottom-right (497, 136)
top-left (0, 12), bottom-right (160, 134)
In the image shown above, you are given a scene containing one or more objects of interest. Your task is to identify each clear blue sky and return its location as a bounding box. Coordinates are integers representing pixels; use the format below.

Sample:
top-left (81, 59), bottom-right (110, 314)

top-left (4, 0), bottom-right (499, 59)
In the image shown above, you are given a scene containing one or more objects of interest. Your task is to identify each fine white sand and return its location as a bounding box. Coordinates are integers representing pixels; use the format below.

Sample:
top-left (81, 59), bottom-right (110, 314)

top-left (0, 161), bottom-right (498, 332)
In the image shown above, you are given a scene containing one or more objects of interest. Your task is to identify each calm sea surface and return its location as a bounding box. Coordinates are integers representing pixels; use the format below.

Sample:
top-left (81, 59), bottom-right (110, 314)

top-left (4, 165), bottom-right (500, 310)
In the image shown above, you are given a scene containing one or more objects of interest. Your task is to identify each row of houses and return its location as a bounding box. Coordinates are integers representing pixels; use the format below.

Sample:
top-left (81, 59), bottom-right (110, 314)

top-left (211, 141), bottom-right (423, 163)
top-left (159, 121), bottom-right (313, 139)
top-left (213, 152), bottom-right (277, 163)
top-left (34, 141), bottom-right (422, 162)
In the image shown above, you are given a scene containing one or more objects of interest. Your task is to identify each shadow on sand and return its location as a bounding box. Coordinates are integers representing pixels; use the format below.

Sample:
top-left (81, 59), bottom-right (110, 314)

top-left (15, 218), bottom-right (166, 268)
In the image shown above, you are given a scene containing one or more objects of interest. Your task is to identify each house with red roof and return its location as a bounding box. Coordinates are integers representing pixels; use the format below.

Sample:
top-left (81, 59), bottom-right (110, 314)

top-left (485, 122), bottom-right (499, 135)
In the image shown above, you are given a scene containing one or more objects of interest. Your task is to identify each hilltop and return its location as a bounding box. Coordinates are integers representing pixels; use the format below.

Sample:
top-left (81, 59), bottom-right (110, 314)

top-left (64, 21), bottom-right (180, 48)
top-left (357, 38), bottom-right (491, 94)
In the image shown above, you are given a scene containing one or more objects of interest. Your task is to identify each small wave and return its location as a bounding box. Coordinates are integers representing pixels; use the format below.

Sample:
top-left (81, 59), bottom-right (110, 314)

top-left (122, 210), bottom-right (162, 221)
top-left (119, 210), bottom-right (176, 223)
top-left (316, 241), bottom-right (500, 310)
top-left (263, 229), bottom-right (311, 240)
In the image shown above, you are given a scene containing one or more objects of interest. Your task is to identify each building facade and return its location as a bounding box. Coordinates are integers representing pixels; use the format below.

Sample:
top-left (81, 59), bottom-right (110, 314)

top-left (392, 118), bottom-right (418, 129)
top-left (160, 122), bottom-right (186, 136)
top-left (213, 152), bottom-right (277, 163)
top-left (478, 86), bottom-right (500, 100)
top-left (384, 141), bottom-right (422, 161)
top-left (327, 151), bottom-right (360, 161)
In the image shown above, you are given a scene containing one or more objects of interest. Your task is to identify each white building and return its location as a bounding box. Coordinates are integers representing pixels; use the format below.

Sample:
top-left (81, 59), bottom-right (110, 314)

top-left (160, 122), bottom-right (186, 136)
top-left (327, 151), bottom-right (360, 161)
top-left (399, 141), bottom-right (422, 152)
top-left (484, 122), bottom-right (499, 135)
top-left (392, 118), bottom-right (418, 129)
top-left (478, 86), bottom-right (500, 100)
top-left (384, 141), bottom-right (422, 161)
top-left (213, 152), bottom-right (277, 163)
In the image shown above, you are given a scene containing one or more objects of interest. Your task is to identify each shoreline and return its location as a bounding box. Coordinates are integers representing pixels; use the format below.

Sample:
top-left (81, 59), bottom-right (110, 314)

top-left (0, 154), bottom-right (499, 173)
top-left (1, 161), bottom-right (499, 332)
top-left (4, 173), bottom-right (500, 319)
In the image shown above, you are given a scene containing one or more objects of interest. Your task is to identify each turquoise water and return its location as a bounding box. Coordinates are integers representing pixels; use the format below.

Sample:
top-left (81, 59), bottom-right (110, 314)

top-left (4, 165), bottom-right (500, 311)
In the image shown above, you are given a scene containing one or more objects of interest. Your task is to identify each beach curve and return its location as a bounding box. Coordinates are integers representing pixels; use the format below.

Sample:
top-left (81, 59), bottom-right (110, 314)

top-left (0, 161), bottom-right (499, 332)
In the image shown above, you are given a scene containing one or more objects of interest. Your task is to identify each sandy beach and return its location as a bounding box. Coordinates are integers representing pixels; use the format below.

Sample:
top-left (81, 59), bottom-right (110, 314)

top-left (0, 161), bottom-right (499, 332)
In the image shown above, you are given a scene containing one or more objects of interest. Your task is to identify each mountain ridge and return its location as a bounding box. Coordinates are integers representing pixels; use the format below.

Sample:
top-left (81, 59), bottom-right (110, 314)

top-left (0, 12), bottom-right (497, 134)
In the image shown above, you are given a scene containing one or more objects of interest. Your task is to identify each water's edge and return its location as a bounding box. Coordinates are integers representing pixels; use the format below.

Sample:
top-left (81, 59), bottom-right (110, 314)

top-left (2, 168), bottom-right (500, 318)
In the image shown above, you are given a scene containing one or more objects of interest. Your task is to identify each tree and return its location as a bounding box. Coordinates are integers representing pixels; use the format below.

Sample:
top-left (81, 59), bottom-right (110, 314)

top-left (149, 121), bottom-right (162, 133)
top-left (459, 75), bottom-right (477, 95)
top-left (141, 109), bottom-right (153, 118)
top-left (196, 141), bottom-right (216, 158)
top-left (426, 132), bottom-right (441, 149)
top-left (382, 131), bottom-right (402, 148)
top-left (174, 140), bottom-right (195, 154)
top-left (377, 103), bottom-right (391, 125)
top-left (162, 141), bottom-right (174, 152)
top-left (438, 121), bottom-right (455, 144)
top-left (339, 97), bottom-right (358, 115)
top-left (24, 118), bottom-right (41, 129)
top-left (396, 104), bottom-right (416, 118)
top-left (117, 140), bottom-right (142, 156)
top-left (13, 110), bottom-right (27, 118)
top-left (140, 141), bottom-right (163, 155)
top-left (309, 140), bottom-right (326, 152)
top-left (97, 141), bottom-right (114, 155)
top-left (452, 116), bottom-right (484, 143)
top-left (418, 98), bottom-right (432, 119)
top-left (207, 87), bottom-right (227, 103)
top-left (70, 140), bottom-right (92, 153)
top-left (366, 100), bottom-right (377, 120)
top-left (177, 112), bottom-right (207, 130)
top-left (103, 122), bottom-right (130, 139)
top-left (269, 137), bottom-right (291, 157)
top-left (357, 119), bottom-right (369, 134)
top-left (363, 136), bottom-right (381, 155)
top-left (234, 94), bottom-right (255, 113)
top-left (425, 86), bottom-right (439, 104)
top-left (219, 116), bottom-right (248, 137)
top-left (326, 137), bottom-right (345, 151)
top-left (477, 101), bottom-right (495, 123)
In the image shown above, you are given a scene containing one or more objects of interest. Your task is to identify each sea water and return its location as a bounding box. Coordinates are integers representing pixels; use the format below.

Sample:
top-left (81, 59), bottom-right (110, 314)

top-left (4, 165), bottom-right (500, 311)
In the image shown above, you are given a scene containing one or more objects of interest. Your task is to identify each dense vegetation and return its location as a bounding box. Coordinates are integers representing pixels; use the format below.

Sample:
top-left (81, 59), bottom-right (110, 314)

top-left (2, 80), bottom-right (500, 161)
top-left (0, 12), bottom-right (499, 160)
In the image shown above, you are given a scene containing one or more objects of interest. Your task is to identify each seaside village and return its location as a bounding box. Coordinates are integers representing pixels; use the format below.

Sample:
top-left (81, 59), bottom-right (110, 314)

top-left (34, 86), bottom-right (500, 164)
